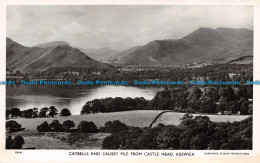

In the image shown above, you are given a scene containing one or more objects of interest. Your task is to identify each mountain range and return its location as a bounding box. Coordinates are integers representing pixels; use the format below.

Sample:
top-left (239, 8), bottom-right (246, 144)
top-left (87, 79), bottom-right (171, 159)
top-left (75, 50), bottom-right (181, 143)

top-left (6, 27), bottom-right (253, 72)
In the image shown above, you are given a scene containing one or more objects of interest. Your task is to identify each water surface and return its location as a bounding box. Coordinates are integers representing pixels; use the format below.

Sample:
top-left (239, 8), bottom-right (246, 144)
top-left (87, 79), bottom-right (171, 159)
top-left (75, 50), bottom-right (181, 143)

top-left (6, 85), bottom-right (163, 115)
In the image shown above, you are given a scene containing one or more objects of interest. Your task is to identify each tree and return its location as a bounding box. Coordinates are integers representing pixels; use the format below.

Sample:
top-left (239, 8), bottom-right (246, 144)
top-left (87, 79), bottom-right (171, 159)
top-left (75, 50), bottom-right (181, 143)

top-left (39, 107), bottom-right (49, 118)
top-left (6, 120), bottom-right (22, 133)
top-left (81, 103), bottom-right (91, 115)
top-left (21, 109), bottom-right (33, 118)
top-left (48, 106), bottom-right (58, 117)
top-left (6, 136), bottom-right (13, 149)
top-left (9, 108), bottom-right (21, 118)
top-left (6, 135), bottom-right (25, 149)
top-left (179, 114), bottom-right (195, 127)
top-left (77, 121), bottom-right (98, 133)
top-left (188, 87), bottom-right (202, 102)
top-left (104, 120), bottom-right (128, 133)
top-left (60, 108), bottom-right (71, 117)
top-left (157, 126), bottom-right (182, 149)
top-left (62, 120), bottom-right (75, 131)
top-left (6, 110), bottom-right (10, 119)
top-left (37, 121), bottom-right (50, 132)
top-left (102, 135), bottom-right (121, 149)
top-left (32, 108), bottom-right (38, 118)
top-left (12, 135), bottom-right (25, 149)
top-left (49, 120), bottom-right (63, 132)
top-left (190, 133), bottom-right (208, 149)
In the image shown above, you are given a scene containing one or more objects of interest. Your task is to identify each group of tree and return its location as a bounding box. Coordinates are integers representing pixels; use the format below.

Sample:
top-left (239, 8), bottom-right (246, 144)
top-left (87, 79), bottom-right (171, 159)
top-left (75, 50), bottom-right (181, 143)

top-left (28, 63), bottom-right (253, 84)
top-left (150, 85), bottom-right (253, 115)
top-left (102, 115), bottom-right (252, 150)
top-left (6, 107), bottom-right (71, 119)
top-left (37, 120), bottom-right (99, 133)
top-left (37, 120), bottom-right (75, 132)
top-left (37, 119), bottom-right (128, 134)
top-left (81, 97), bottom-right (148, 114)
top-left (80, 85), bottom-right (252, 115)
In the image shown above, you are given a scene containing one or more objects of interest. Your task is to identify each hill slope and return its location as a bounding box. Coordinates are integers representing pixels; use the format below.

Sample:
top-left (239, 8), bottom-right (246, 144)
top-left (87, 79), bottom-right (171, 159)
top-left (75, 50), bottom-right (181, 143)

top-left (6, 38), bottom-right (108, 72)
top-left (117, 27), bottom-right (253, 66)
top-left (76, 47), bottom-right (119, 62)
top-left (33, 41), bottom-right (70, 48)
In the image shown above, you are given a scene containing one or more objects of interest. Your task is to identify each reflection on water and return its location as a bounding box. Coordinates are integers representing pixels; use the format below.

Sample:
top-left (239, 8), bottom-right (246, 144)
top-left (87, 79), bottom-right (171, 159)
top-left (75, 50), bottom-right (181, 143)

top-left (6, 85), bottom-right (163, 115)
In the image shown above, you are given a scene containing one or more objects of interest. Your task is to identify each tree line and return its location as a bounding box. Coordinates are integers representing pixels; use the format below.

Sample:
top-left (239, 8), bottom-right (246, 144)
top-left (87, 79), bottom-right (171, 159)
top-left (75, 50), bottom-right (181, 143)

top-left (6, 107), bottom-right (71, 119)
top-left (25, 63), bottom-right (253, 84)
top-left (81, 85), bottom-right (253, 115)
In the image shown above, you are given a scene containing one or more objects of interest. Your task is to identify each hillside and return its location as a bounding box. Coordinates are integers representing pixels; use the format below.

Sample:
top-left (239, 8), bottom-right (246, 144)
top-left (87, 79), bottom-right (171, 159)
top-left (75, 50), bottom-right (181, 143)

top-left (110, 46), bottom-right (142, 62)
top-left (6, 38), bottom-right (108, 72)
top-left (116, 27), bottom-right (253, 66)
top-left (77, 47), bottom-right (119, 62)
top-left (33, 41), bottom-right (70, 48)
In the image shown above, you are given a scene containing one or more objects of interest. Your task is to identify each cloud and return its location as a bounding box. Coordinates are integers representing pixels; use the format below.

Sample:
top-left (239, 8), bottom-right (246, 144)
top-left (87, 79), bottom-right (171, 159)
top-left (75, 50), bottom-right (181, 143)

top-left (59, 21), bottom-right (89, 36)
top-left (7, 5), bottom-right (253, 51)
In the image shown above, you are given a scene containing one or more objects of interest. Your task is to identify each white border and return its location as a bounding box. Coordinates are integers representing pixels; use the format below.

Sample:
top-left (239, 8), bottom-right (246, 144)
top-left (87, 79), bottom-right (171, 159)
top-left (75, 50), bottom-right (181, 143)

top-left (1, 0), bottom-right (260, 162)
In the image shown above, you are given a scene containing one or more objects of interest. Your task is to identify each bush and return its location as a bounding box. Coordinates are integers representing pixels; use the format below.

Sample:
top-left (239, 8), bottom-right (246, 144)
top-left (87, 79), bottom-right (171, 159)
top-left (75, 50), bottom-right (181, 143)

top-left (104, 120), bottom-right (128, 133)
top-left (60, 108), bottom-right (71, 117)
top-left (37, 121), bottom-right (50, 132)
top-left (77, 121), bottom-right (98, 133)
top-left (6, 120), bottom-right (22, 133)
top-left (6, 135), bottom-right (25, 149)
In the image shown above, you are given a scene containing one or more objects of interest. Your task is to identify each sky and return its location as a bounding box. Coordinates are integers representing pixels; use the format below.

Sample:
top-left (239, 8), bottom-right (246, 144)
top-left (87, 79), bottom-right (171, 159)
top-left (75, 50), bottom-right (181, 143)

top-left (7, 5), bottom-right (253, 51)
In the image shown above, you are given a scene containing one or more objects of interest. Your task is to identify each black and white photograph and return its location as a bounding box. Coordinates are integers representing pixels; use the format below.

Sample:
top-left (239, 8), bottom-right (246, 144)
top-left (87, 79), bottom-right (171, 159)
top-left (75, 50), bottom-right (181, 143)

top-left (4, 5), bottom-right (254, 151)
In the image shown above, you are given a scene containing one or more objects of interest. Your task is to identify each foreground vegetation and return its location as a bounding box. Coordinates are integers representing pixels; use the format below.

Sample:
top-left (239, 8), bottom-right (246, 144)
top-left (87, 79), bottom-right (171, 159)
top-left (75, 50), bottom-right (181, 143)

top-left (102, 114), bottom-right (252, 150)
top-left (6, 112), bottom-right (251, 149)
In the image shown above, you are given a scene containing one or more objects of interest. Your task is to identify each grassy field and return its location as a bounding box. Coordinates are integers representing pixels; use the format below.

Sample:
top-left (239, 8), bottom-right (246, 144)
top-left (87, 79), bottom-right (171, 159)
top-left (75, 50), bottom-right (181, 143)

top-left (7, 110), bottom-right (251, 149)
top-left (8, 110), bottom-right (251, 131)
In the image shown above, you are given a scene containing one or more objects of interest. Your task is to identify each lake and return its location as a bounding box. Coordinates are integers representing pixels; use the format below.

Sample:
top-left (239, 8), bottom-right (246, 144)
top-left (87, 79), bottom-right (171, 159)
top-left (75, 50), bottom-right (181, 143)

top-left (6, 85), bottom-right (163, 115)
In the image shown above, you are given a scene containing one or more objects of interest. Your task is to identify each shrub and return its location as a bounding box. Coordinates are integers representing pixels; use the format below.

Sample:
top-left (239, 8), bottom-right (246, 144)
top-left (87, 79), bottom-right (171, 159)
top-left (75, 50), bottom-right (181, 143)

top-left (37, 121), bottom-right (50, 132)
top-left (6, 120), bottom-right (22, 133)
top-left (77, 121), bottom-right (98, 133)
